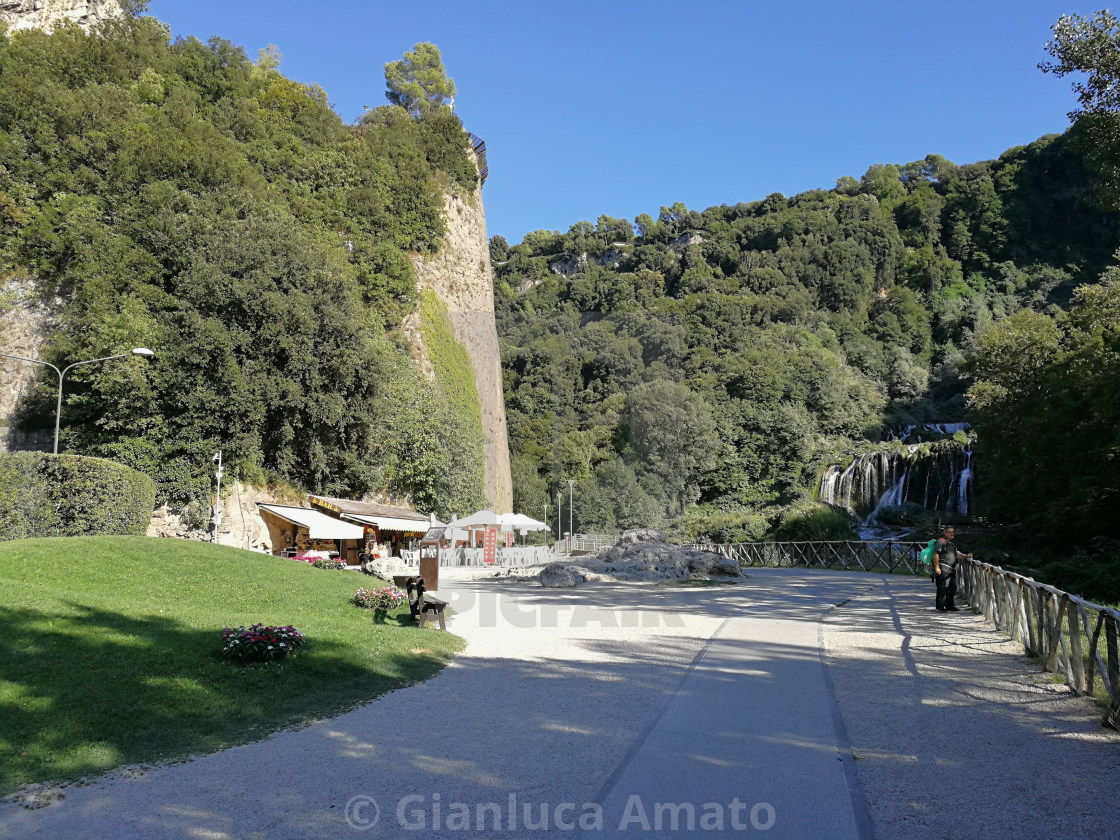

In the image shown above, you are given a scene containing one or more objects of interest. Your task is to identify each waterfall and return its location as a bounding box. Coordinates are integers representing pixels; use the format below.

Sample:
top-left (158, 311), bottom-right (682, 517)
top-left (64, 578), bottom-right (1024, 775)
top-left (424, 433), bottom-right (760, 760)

top-left (818, 439), bottom-right (974, 525)
top-left (866, 463), bottom-right (910, 524)
top-left (955, 448), bottom-right (973, 515)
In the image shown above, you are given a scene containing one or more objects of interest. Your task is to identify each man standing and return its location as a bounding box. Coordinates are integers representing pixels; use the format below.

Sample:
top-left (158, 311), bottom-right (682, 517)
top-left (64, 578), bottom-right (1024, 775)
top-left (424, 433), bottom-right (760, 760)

top-left (933, 525), bottom-right (972, 612)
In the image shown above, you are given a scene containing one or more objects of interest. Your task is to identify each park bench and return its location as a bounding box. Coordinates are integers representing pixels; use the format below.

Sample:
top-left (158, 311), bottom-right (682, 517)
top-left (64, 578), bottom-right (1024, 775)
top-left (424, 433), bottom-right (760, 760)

top-left (399, 575), bottom-right (447, 630)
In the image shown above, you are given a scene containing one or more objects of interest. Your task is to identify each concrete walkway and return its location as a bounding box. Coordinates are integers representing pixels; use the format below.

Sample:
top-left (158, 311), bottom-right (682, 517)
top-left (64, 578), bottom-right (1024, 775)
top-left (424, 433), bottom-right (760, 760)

top-left (1, 570), bottom-right (1116, 839)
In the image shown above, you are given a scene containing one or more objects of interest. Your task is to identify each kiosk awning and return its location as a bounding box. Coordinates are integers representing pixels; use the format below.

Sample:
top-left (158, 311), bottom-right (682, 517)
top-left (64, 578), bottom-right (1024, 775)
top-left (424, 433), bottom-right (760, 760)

top-left (341, 513), bottom-right (431, 534)
top-left (257, 504), bottom-right (365, 539)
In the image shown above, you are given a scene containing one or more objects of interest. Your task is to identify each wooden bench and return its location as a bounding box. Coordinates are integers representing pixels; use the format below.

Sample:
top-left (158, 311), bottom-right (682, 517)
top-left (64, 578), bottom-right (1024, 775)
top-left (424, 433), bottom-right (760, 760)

top-left (404, 576), bottom-right (448, 630)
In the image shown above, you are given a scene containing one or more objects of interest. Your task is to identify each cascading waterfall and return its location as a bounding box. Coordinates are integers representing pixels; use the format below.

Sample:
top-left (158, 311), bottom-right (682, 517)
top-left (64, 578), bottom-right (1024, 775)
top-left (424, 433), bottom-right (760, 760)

top-left (955, 449), bottom-right (973, 516)
top-left (866, 463), bottom-right (910, 524)
top-left (818, 440), bottom-right (974, 525)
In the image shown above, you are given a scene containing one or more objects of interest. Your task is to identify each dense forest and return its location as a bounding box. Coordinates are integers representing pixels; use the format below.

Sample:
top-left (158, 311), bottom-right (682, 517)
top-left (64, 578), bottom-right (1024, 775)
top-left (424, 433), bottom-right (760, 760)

top-left (0, 12), bottom-right (486, 515)
top-left (493, 127), bottom-right (1120, 555)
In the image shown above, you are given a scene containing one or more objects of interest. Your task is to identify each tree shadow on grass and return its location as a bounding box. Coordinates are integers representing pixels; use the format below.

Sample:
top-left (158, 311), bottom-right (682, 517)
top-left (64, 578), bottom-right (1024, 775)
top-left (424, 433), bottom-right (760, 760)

top-left (0, 601), bottom-right (453, 794)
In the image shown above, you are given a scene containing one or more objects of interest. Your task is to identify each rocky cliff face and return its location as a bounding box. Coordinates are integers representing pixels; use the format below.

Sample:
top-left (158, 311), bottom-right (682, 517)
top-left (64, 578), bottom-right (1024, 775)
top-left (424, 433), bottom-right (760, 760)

top-left (411, 180), bottom-right (514, 513)
top-left (0, 278), bottom-right (62, 451)
top-left (147, 480), bottom-right (280, 552)
top-left (0, 0), bottom-right (122, 32)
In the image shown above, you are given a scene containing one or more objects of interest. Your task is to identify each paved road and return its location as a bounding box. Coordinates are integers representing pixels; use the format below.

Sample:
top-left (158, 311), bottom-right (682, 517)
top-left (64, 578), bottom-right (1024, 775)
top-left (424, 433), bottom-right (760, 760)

top-left (1, 570), bottom-right (1116, 839)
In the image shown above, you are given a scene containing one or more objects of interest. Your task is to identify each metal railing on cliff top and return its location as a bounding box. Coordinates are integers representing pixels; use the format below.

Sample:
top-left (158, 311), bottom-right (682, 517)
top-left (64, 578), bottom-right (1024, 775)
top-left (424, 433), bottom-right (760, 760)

top-left (467, 133), bottom-right (488, 186)
top-left (688, 540), bottom-right (1120, 729)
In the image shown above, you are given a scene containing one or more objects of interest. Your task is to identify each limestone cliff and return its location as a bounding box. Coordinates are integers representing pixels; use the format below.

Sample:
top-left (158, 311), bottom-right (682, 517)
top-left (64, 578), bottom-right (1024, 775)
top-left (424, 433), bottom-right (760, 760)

top-left (0, 0), bottom-right (122, 32)
top-left (0, 278), bottom-right (61, 451)
top-left (411, 180), bottom-right (513, 513)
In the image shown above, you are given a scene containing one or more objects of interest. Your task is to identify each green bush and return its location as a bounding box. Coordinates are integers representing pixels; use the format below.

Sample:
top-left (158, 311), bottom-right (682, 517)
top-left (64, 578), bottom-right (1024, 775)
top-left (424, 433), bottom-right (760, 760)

top-left (771, 502), bottom-right (859, 541)
top-left (674, 505), bottom-right (772, 543)
top-left (0, 452), bottom-right (59, 539)
top-left (0, 453), bottom-right (156, 539)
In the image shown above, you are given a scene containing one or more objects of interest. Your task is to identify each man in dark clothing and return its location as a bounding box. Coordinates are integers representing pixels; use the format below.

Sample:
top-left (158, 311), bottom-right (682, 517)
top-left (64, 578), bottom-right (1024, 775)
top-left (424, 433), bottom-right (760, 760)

top-left (933, 525), bottom-right (972, 611)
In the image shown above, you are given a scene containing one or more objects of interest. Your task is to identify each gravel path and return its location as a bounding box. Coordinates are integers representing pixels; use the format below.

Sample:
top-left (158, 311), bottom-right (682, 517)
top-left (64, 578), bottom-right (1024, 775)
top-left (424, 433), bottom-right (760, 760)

top-left (1, 570), bottom-right (1116, 839)
top-left (823, 574), bottom-right (1120, 840)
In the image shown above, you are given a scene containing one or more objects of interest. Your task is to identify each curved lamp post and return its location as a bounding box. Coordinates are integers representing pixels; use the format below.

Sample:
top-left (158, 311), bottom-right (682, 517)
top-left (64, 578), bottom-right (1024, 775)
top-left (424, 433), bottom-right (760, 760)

top-left (0, 348), bottom-right (155, 453)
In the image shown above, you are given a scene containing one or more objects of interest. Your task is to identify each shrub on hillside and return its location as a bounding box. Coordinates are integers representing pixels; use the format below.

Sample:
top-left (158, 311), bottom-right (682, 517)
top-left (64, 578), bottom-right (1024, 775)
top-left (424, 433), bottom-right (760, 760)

top-left (0, 453), bottom-right (156, 540)
top-left (771, 502), bottom-right (859, 542)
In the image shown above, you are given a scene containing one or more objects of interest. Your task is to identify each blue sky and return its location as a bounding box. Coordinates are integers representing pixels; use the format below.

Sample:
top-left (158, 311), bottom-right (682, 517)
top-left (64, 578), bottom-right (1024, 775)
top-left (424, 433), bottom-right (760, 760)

top-left (148, 1), bottom-right (1093, 244)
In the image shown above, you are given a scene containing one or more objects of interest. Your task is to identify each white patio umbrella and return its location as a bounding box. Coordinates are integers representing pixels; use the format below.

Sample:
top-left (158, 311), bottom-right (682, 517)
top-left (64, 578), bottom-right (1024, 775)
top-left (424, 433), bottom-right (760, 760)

top-left (454, 509), bottom-right (503, 528)
top-left (499, 512), bottom-right (550, 531)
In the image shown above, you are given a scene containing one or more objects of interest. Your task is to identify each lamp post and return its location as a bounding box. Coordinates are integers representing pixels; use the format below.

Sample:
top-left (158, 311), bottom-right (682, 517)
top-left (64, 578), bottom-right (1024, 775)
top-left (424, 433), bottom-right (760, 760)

top-left (567, 478), bottom-right (575, 551)
top-left (211, 450), bottom-right (223, 543)
top-left (0, 348), bottom-right (155, 453)
top-left (556, 489), bottom-right (562, 549)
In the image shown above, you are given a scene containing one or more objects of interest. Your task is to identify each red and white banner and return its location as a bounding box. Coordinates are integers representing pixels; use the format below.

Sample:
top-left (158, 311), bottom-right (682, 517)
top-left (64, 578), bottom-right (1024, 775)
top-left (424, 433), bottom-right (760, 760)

top-left (484, 527), bottom-right (497, 564)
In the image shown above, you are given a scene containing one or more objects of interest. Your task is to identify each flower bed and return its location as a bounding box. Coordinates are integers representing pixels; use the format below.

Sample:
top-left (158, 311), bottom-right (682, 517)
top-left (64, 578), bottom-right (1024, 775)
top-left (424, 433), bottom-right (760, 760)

top-left (220, 623), bottom-right (306, 663)
top-left (352, 586), bottom-right (407, 610)
top-left (311, 556), bottom-right (348, 570)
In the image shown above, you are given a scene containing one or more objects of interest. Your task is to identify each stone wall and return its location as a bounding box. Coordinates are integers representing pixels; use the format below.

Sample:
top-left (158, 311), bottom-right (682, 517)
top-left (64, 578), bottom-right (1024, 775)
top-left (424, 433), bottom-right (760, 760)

top-left (411, 174), bottom-right (513, 513)
top-left (0, 0), bottom-right (122, 32)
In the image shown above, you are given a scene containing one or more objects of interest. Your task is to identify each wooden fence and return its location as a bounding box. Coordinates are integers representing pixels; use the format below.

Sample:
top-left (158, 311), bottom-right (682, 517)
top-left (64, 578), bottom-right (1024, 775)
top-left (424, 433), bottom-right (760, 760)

top-left (957, 558), bottom-right (1120, 729)
top-left (688, 540), bottom-right (927, 575)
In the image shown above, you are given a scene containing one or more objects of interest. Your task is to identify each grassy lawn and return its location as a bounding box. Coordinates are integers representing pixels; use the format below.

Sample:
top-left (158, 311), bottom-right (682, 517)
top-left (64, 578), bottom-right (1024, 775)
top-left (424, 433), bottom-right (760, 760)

top-left (0, 537), bottom-right (464, 794)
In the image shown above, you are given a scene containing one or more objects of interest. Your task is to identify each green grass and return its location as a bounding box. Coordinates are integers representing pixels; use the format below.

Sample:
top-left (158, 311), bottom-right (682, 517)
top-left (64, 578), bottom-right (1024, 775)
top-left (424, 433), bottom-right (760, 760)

top-left (0, 537), bottom-right (464, 794)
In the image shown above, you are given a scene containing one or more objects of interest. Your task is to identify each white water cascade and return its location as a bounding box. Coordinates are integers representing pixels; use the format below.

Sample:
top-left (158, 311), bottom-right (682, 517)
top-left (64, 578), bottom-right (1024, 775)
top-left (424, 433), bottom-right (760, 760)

top-left (956, 449), bottom-right (973, 516)
top-left (818, 441), bottom-right (974, 530)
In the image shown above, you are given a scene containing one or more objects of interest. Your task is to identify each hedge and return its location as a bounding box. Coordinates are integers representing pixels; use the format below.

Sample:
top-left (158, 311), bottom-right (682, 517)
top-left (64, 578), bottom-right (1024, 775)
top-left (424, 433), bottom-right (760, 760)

top-left (0, 453), bottom-right (157, 540)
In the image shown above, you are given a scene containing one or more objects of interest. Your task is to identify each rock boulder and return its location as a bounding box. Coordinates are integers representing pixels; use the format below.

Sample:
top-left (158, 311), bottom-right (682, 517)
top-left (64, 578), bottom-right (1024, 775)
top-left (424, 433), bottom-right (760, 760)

top-left (538, 530), bottom-right (742, 587)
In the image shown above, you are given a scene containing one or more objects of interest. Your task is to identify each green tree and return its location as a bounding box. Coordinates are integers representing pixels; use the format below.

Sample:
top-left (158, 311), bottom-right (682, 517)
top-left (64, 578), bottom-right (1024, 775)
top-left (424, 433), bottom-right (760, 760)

top-left (1041, 11), bottom-right (1120, 207)
top-left (384, 42), bottom-right (456, 118)
top-left (627, 381), bottom-right (721, 515)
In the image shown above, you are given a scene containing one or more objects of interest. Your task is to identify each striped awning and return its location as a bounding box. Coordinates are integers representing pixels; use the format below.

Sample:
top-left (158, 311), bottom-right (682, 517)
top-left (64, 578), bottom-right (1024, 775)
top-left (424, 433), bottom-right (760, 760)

top-left (341, 513), bottom-right (431, 534)
top-left (257, 504), bottom-right (364, 540)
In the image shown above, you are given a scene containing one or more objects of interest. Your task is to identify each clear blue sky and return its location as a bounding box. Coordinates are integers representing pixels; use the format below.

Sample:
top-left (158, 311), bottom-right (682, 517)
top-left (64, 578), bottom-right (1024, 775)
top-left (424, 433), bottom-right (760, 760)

top-left (148, 1), bottom-right (1093, 244)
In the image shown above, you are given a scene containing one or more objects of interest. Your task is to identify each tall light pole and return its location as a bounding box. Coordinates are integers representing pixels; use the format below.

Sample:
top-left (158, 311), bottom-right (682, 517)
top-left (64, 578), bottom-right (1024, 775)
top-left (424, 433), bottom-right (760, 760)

top-left (0, 348), bottom-right (155, 453)
top-left (211, 450), bottom-right (223, 543)
top-left (567, 478), bottom-right (575, 548)
top-left (556, 489), bottom-right (562, 548)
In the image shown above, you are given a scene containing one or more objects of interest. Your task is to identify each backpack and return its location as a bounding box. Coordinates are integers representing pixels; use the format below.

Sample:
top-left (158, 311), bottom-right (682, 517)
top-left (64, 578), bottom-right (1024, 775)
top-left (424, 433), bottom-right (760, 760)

top-left (919, 539), bottom-right (936, 577)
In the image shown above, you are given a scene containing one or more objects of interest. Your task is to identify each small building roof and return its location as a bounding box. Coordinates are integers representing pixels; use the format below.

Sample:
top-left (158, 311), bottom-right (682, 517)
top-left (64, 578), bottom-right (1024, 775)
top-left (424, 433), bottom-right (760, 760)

top-left (309, 495), bottom-right (429, 522)
top-left (257, 503), bottom-right (365, 540)
top-left (309, 495), bottom-right (430, 535)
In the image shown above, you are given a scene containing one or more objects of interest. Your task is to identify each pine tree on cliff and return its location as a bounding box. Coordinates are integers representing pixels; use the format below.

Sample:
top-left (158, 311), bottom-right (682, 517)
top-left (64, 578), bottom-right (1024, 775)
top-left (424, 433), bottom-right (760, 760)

top-left (384, 42), bottom-right (457, 117)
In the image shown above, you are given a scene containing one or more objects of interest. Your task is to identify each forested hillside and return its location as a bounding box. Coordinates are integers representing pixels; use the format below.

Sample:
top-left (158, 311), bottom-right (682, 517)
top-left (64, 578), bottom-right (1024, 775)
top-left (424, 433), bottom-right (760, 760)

top-left (0, 13), bottom-right (486, 515)
top-left (493, 132), bottom-right (1120, 541)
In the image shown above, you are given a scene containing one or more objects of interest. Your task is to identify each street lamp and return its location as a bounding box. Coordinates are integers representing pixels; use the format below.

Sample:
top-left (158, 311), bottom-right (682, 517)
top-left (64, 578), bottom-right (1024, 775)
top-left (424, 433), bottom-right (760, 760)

top-left (556, 489), bottom-right (562, 548)
top-left (0, 348), bottom-right (155, 453)
top-left (567, 478), bottom-right (575, 549)
top-left (211, 450), bottom-right (223, 543)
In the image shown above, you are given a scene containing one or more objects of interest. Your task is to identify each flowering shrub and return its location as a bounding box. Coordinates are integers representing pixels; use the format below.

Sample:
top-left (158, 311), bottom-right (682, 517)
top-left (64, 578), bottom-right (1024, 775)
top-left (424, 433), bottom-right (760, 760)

top-left (311, 556), bottom-right (348, 570)
top-left (220, 624), bottom-right (305, 662)
top-left (352, 586), bottom-right (407, 610)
